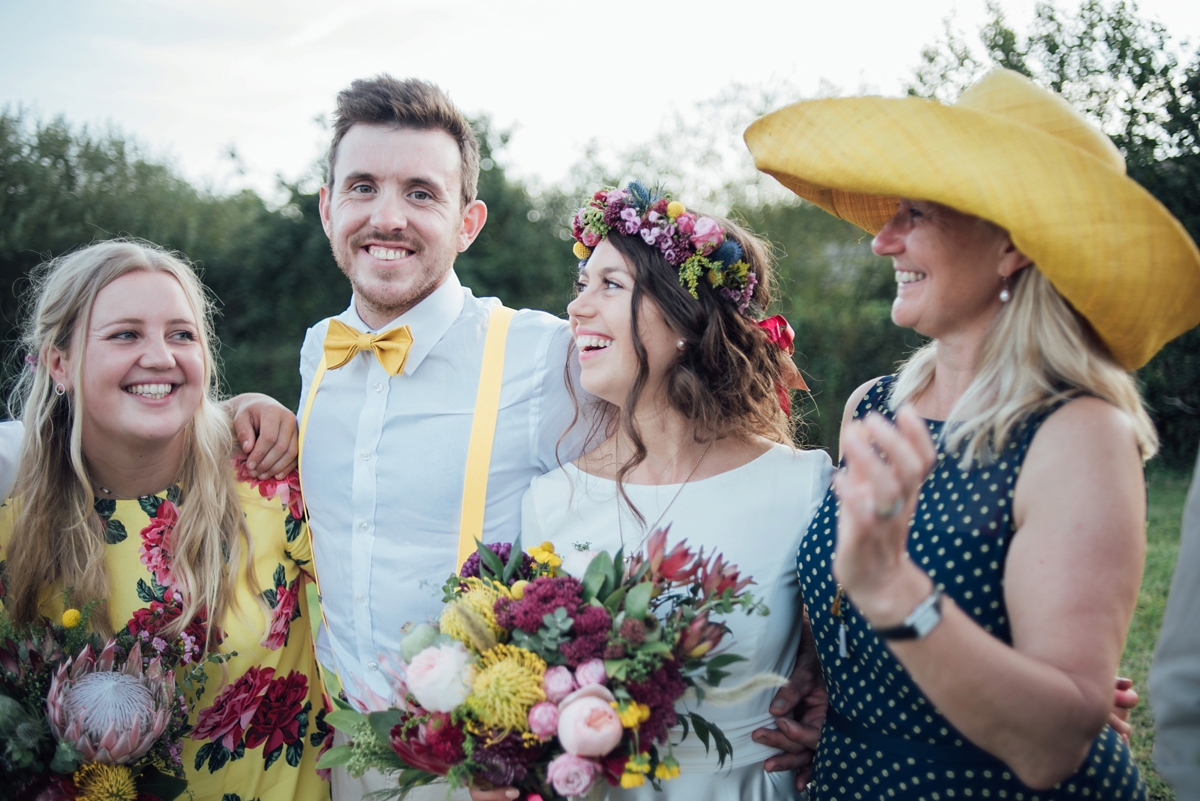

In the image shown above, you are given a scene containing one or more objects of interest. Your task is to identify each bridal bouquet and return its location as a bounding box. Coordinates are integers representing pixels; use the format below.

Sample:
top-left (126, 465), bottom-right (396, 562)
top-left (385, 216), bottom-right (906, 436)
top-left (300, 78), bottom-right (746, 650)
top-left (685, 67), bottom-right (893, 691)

top-left (0, 599), bottom-right (205, 801)
top-left (319, 530), bottom-right (767, 799)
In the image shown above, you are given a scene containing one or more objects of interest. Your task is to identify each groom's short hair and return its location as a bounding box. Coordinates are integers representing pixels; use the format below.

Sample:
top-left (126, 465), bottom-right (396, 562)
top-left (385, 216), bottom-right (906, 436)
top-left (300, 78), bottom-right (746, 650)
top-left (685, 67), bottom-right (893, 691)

top-left (326, 75), bottom-right (481, 208)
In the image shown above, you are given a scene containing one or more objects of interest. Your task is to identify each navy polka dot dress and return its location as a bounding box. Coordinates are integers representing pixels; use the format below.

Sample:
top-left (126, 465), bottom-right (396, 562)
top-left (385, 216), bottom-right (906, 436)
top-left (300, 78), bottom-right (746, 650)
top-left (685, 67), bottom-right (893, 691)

top-left (797, 377), bottom-right (1145, 800)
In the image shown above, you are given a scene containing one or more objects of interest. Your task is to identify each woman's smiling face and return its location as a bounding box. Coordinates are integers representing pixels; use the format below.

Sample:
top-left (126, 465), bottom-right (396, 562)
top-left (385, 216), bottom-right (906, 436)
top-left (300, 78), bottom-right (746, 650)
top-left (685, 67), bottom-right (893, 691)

top-left (62, 270), bottom-right (206, 454)
top-left (566, 239), bottom-right (681, 408)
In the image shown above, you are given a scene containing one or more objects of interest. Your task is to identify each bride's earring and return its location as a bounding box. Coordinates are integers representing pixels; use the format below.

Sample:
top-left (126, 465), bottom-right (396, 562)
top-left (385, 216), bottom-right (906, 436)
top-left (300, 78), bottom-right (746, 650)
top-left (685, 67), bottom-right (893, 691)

top-left (676, 339), bottom-right (686, 350)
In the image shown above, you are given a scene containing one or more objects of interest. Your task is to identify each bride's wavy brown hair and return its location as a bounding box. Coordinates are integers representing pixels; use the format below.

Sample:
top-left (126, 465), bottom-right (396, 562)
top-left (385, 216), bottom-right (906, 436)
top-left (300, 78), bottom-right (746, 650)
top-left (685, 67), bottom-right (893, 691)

top-left (562, 213), bottom-right (801, 524)
top-left (4, 240), bottom-right (257, 646)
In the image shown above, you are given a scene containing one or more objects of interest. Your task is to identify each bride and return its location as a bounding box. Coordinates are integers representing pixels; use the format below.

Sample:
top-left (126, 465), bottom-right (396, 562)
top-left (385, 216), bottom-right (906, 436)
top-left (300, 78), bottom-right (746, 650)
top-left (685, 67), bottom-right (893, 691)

top-left (476, 183), bottom-right (833, 800)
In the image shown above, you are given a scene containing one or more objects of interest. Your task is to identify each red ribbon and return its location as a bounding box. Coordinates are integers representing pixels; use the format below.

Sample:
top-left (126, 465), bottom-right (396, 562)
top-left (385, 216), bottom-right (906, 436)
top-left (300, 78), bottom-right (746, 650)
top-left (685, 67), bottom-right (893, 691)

top-left (756, 315), bottom-right (809, 414)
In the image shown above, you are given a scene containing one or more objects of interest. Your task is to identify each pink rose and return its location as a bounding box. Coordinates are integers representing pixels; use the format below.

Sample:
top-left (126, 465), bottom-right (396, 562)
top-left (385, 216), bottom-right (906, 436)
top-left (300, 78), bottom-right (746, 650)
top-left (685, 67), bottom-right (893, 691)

top-left (675, 213), bottom-right (696, 235)
top-left (543, 665), bottom-right (578, 703)
top-left (582, 231), bottom-right (600, 247)
top-left (406, 643), bottom-right (473, 712)
top-left (546, 753), bottom-right (601, 797)
top-left (557, 693), bottom-right (623, 757)
top-left (574, 659), bottom-right (606, 688)
top-left (527, 701), bottom-right (559, 740)
top-left (690, 216), bottom-right (724, 253)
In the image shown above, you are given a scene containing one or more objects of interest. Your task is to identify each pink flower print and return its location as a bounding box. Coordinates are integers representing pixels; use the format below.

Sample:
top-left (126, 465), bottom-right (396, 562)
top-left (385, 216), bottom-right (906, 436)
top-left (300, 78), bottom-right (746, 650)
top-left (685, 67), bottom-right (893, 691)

top-left (262, 580), bottom-right (300, 650)
top-left (139, 499), bottom-right (179, 587)
top-left (191, 666), bottom-right (276, 751)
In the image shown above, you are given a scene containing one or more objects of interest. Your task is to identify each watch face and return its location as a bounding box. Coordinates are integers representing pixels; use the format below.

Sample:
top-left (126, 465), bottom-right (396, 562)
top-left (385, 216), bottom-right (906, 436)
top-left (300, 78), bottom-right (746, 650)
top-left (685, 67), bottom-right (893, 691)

top-left (910, 591), bottom-right (944, 638)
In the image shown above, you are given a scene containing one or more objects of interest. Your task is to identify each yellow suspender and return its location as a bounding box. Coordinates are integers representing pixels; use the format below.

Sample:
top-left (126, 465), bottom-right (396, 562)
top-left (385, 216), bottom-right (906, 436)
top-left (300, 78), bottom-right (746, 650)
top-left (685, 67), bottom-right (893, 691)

top-left (297, 305), bottom-right (514, 702)
top-left (458, 305), bottom-right (515, 567)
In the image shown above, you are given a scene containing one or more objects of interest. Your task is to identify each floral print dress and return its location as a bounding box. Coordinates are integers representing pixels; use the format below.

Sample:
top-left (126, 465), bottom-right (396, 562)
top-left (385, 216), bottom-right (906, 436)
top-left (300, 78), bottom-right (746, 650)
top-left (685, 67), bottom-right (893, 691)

top-left (0, 468), bottom-right (329, 801)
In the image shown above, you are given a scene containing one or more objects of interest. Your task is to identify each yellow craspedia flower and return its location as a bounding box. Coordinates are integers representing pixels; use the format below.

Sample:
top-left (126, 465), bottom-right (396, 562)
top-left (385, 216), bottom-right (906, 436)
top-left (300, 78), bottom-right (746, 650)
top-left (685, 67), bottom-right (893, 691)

top-left (74, 763), bottom-right (137, 801)
top-left (440, 577), bottom-right (508, 650)
top-left (655, 756), bottom-right (681, 780)
top-left (466, 644), bottom-right (547, 733)
top-left (666, 201), bottom-right (686, 220)
top-left (573, 241), bottom-right (592, 260)
top-left (628, 752), bottom-right (651, 774)
top-left (510, 579), bottom-right (530, 600)
top-left (61, 608), bottom-right (82, 629)
top-left (528, 541), bottom-right (562, 568)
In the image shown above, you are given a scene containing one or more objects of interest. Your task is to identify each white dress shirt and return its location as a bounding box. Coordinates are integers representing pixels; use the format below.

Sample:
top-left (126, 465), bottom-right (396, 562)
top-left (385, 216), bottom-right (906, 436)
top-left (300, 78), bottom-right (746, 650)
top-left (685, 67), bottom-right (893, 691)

top-left (299, 271), bottom-right (583, 703)
top-left (0, 420), bottom-right (22, 501)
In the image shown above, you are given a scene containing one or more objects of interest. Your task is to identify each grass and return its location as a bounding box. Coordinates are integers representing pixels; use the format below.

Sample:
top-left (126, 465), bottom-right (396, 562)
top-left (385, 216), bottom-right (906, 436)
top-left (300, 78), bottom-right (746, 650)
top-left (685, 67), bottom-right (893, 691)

top-left (1120, 467), bottom-right (1193, 800)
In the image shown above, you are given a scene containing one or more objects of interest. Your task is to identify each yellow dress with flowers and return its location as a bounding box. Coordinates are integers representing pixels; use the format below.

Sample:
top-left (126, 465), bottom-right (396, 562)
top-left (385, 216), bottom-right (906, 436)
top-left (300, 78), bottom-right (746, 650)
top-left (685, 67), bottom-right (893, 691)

top-left (0, 470), bottom-right (329, 801)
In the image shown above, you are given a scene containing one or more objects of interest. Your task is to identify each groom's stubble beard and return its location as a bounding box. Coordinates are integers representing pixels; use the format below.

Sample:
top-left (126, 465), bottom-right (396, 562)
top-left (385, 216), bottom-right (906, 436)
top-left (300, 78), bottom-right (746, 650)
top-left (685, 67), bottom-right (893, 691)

top-left (332, 225), bottom-right (460, 323)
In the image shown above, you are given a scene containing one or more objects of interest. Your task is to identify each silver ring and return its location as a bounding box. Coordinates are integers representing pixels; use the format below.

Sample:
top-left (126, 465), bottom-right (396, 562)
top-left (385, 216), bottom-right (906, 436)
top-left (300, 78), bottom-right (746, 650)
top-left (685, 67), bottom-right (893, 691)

top-left (875, 497), bottom-right (904, 520)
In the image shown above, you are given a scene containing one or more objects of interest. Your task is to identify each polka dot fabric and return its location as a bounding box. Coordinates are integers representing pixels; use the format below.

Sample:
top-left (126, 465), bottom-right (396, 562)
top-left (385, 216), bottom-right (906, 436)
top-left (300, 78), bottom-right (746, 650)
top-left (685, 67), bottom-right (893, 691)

top-left (798, 377), bottom-right (1145, 800)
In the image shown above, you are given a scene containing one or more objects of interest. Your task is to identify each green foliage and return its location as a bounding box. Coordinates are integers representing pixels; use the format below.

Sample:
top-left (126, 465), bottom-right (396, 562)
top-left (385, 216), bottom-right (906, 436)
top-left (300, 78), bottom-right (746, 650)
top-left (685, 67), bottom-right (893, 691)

top-left (909, 1), bottom-right (1200, 468)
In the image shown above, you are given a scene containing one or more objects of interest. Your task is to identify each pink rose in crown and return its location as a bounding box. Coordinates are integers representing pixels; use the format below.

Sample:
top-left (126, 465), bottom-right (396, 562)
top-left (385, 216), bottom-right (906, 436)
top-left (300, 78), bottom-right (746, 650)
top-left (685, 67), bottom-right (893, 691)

top-left (675, 213), bottom-right (696, 235)
top-left (556, 685), bottom-right (623, 757)
top-left (582, 231), bottom-right (600, 248)
top-left (546, 753), bottom-right (600, 797)
top-left (690, 216), bottom-right (724, 253)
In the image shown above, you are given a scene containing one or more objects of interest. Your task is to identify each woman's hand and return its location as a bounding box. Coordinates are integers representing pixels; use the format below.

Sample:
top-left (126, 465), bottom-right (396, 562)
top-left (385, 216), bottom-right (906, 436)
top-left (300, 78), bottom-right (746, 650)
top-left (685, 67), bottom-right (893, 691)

top-left (754, 611), bottom-right (826, 790)
top-left (469, 787), bottom-right (519, 800)
top-left (1110, 677), bottom-right (1138, 744)
top-left (831, 407), bottom-right (938, 624)
top-left (224, 393), bottom-right (299, 478)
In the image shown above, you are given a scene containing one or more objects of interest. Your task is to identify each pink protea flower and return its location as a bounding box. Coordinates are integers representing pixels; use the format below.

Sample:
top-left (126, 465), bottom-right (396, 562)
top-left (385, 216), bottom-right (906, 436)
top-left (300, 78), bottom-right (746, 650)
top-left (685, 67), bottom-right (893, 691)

top-left (45, 639), bottom-right (174, 764)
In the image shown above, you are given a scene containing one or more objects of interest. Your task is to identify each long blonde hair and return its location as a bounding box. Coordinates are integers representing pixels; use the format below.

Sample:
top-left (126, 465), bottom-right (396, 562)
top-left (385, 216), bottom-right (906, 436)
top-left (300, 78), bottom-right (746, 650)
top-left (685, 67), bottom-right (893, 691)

top-left (891, 265), bottom-right (1158, 465)
top-left (4, 240), bottom-right (256, 646)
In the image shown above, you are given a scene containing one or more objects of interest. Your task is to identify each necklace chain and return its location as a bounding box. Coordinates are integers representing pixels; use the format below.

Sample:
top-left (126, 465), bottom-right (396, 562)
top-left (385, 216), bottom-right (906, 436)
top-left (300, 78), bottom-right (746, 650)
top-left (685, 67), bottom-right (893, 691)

top-left (617, 439), bottom-right (713, 553)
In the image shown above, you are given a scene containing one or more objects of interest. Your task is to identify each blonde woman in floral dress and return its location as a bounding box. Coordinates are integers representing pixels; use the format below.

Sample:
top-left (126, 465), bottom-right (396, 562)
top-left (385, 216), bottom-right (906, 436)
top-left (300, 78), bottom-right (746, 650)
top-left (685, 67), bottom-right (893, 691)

top-left (0, 240), bottom-right (328, 800)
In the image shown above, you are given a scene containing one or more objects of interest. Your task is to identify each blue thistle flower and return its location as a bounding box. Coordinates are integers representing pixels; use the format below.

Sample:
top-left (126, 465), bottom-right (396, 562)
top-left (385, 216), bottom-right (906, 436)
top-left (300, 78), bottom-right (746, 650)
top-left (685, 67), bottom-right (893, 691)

top-left (711, 240), bottom-right (743, 267)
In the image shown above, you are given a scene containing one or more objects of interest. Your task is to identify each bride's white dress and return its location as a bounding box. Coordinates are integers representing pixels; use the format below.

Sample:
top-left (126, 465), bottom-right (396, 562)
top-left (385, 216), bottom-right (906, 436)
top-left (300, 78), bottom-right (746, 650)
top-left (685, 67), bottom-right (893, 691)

top-left (520, 442), bottom-right (833, 801)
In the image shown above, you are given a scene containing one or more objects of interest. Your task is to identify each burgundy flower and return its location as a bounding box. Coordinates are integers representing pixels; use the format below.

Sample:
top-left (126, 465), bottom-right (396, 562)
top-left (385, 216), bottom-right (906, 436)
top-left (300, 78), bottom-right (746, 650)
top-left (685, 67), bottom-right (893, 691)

top-left (191, 666), bottom-right (276, 750)
top-left (471, 731), bottom-right (541, 787)
top-left (421, 711), bottom-right (467, 764)
top-left (262, 581), bottom-right (299, 650)
top-left (498, 576), bottom-right (583, 633)
top-left (559, 605), bottom-right (610, 668)
top-left (244, 670), bottom-right (309, 753)
top-left (458, 543), bottom-right (534, 581)
top-left (139, 499), bottom-right (179, 587)
top-left (626, 661), bottom-right (687, 743)
top-left (389, 720), bottom-right (454, 776)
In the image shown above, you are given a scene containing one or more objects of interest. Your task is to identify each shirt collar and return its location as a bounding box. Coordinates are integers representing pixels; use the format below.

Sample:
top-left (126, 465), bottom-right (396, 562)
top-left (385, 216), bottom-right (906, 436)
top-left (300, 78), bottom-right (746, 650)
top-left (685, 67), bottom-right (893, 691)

top-left (339, 270), bottom-right (465, 375)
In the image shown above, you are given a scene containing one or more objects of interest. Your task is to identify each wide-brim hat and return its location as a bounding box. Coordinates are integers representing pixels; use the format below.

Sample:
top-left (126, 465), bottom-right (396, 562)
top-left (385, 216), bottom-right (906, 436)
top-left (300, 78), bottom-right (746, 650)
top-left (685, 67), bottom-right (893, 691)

top-left (743, 68), bottom-right (1200, 370)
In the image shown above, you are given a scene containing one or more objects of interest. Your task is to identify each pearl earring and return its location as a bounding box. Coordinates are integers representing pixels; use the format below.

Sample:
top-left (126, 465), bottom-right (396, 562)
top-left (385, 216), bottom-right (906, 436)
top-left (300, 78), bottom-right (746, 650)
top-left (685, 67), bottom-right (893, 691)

top-left (999, 279), bottom-right (1011, 303)
top-left (676, 339), bottom-right (687, 350)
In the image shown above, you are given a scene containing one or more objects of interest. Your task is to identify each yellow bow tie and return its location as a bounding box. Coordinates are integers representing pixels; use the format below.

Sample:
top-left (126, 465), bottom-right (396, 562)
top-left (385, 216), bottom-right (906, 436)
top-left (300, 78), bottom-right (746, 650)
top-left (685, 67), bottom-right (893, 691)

top-left (323, 319), bottom-right (414, 377)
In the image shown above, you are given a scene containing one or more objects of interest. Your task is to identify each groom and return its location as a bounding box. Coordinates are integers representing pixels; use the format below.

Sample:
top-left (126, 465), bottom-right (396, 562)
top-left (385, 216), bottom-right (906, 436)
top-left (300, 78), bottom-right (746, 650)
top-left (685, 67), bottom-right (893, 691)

top-left (297, 75), bottom-right (581, 798)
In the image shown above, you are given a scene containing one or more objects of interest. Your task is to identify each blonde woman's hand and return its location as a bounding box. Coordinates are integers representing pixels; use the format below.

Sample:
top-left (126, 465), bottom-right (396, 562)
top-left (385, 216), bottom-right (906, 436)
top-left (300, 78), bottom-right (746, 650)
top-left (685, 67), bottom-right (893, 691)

top-left (831, 407), bottom-right (938, 625)
top-left (469, 787), bottom-right (519, 800)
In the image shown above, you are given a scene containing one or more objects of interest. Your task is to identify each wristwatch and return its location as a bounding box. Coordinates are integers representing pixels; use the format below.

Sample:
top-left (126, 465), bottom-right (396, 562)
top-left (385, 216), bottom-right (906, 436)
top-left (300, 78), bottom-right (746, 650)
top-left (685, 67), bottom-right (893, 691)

top-left (874, 588), bottom-right (943, 640)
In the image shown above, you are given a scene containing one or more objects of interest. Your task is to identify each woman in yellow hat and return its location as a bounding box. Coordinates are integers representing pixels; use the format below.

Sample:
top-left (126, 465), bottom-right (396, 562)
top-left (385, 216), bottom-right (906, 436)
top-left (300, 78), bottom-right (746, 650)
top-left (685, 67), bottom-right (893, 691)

top-left (743, 68), bottom-right (1200, 799)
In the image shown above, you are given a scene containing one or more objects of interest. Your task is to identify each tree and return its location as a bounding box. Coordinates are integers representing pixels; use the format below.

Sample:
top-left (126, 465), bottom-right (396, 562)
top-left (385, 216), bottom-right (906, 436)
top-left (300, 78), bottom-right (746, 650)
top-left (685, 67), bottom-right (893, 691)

top-left (911, 0), bottom-right (1200, 469)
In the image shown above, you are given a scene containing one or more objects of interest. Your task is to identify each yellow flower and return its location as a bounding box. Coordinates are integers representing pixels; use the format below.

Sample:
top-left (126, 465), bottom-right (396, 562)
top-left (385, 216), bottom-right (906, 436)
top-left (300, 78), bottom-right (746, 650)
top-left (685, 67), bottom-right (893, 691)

top-left (61, 608), bottom-right (82, 629)
top-left (620, 771), bottom-right (647, 789)
top-left (440, 577), bottom-right (508, 650)
top-left (466, 644), bottom-right (547, 733)
top-left (528, 541), bottom-right (562, 568)
top-left (74, 763), bottom-right (137, 801)
top-left (666, 201), bottom-right (686, 220)
top-left (510, 580), bottom-right (529, 600)
top-left (573, 241), bottom-right (592, 260)
top-left (611, 700), bottom-right (651, 729)
top-left (655, 756), bottom-right (681, 780)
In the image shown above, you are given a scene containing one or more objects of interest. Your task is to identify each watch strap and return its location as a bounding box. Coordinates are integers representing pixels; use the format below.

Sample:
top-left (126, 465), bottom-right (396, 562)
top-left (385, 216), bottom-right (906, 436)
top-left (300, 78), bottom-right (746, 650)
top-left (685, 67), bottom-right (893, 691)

top-left (875, 588), bottom-right (943, 640)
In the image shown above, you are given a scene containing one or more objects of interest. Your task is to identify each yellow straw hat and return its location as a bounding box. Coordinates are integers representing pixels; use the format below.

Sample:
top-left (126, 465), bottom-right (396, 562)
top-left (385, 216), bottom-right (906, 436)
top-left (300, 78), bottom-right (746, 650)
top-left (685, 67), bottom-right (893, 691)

top-left (744, 68), bottom-right (1200, 370)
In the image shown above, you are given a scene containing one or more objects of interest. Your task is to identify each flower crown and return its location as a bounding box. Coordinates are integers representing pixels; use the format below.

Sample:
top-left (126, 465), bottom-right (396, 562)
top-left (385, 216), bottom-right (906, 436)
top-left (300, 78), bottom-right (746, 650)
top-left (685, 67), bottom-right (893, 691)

top-left (571, 182), bottom-right (759, 314)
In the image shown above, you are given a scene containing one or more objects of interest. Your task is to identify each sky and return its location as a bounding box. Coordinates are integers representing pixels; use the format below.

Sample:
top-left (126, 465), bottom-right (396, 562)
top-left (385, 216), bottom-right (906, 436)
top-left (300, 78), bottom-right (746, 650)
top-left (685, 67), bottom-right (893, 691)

top-left (2, 0), bottom-right (1198, 202)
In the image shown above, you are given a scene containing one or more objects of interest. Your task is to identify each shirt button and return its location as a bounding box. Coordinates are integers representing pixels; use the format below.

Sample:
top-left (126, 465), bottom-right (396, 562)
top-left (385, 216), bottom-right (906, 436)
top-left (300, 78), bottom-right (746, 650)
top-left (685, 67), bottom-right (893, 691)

top-left (357, 521), bottom-right (368, 532)
top-left (367, 661), bottom-right (379, 671)
top-left (355, 593), bottom-right (364, 604)
top-left (360, 450), bottom-right (371, 461)
top-left (373, 382), bottom-right (383, 392)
